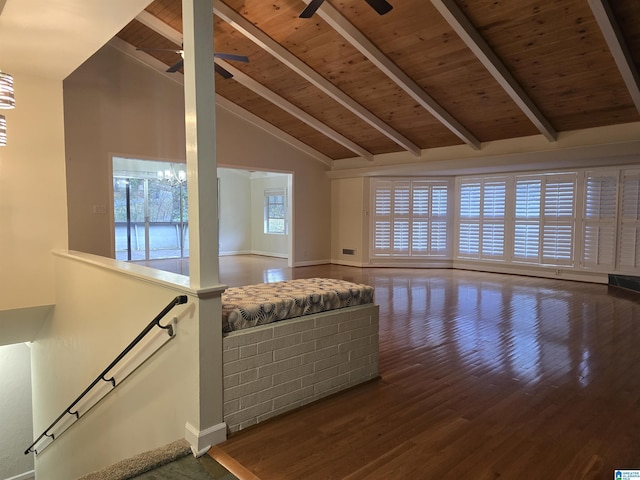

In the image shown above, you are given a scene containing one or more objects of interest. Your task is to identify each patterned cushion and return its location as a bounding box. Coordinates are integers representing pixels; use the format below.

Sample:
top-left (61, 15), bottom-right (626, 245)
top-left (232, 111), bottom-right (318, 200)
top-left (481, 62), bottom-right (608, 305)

top-left (222, 278), bottom-right (375, 333)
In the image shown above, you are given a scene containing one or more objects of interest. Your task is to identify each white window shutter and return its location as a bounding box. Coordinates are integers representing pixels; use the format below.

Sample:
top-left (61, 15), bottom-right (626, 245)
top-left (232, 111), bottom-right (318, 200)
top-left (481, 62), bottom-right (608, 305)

top-left (393, 182), bottom-right (411, 254)
top-left (458, 182), bottom-right (480, 258)
top-left (411, 182), bottom-right (430, 254)
top-left (373, 180), bottom-right (392, 255)
top-left (430, 186), bottom-right (449, 255)
top-left (541, 177), bottom-right (575, 266)
top-left (481, 181), bottom-right (506, 260)
top-left (582, 172), bottom-right (618, 270)
top-left (482, 223), bottom-right (505, 258)
top-left (372, 179), bottom-right (449, 258)
top-left (618, 171), bottom-right (640, 270)
top-left (514, 179), bottom-right (541, 263)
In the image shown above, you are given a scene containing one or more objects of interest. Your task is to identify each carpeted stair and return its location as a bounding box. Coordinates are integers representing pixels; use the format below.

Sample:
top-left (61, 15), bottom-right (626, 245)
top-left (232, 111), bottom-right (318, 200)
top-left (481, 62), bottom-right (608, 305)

top-left (77, 439), bottom-right (237, 480)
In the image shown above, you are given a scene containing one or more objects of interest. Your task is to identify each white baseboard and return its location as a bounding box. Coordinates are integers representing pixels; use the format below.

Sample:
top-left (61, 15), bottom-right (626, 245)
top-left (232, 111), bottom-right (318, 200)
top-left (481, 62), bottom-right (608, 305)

top-left (251, 250), bottom-right (288, 259)
top-left (453, 261), bottom-right (609, 284)
top-left (331, 258), bottom-right (366, 267)
top-left (4, 470), bottom-right (35, 480)
top-left (219, 250), bottom-right (252, 256)
top-left (185, 422), bottom-right (227, 457)
top-left (293, 259), bottom-right (331, 267)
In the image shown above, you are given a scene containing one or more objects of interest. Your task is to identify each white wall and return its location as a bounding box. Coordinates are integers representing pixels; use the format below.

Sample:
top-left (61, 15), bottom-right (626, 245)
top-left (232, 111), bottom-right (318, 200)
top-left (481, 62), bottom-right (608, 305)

top-left (251, 175), bottom-right (289, 258)
top-left (331, 177), bottom-right (366, 265)
top-left (30, 252), bottom-right (220, 479)
top-left (63, 45), bottom-right (186, 258)
top-left (64, 44), bottom-right (332, 265)
top-left (0, 72), bottom-right (68, 311)
top-left (0, 72), bottom-right (67, 480)
top-left (0, 343), bottom-right (34, 480)
top-left (218, 169), bottom-right (251, 255)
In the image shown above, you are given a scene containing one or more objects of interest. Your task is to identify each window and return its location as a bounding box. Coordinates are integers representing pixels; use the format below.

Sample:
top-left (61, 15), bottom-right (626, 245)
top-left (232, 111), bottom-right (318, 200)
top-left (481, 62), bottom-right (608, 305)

top-left (513, 174), bottom-right (575, 266)
top-left (264, 188), bottom-right (287, 234)
top-left (112, 157), bottom-right (188, 261)
top-left (542, 176), bottom-right (575, 265)
top-left (581, 171), bottom-right (618, 270)
top-left (457, 179), bottom-right (506, 260)
top-left (458, 182), bottom-right (481, 257)
top-left (514, 178), bottom-right (541, 262)
top-left (372, 179), bottom-right (449, 257)
top-left (618, 169), bottom-right (640, 270)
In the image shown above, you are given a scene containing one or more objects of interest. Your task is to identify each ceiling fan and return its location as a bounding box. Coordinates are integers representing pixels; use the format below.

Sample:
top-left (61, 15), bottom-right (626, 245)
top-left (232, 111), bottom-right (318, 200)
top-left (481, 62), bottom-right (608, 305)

top-left (136, 47), bottom-right (249, 78)
top-left (300, 0), bottom-right (393, 18)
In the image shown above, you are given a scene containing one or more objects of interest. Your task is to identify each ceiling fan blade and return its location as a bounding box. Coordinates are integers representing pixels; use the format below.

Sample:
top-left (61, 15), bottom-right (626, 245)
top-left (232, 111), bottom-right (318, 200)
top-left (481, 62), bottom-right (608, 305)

top-left (299, 0), bottom-right (325, 18)
top-left (213, 53), bottom-right (249, 63)
top-left (137, 47), bottom-right (182, 53)
top-left (214, 63), bottom-right (234, 79)
top-left (364, 0), bottom-right (393, 15)
top-left (166, 58), bottom-right (184, 73)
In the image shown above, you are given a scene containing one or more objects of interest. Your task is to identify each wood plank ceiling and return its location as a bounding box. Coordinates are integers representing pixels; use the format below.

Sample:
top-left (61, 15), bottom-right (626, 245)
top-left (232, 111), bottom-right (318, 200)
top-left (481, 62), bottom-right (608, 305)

top-left (113, 0), bottom-right (640, 164)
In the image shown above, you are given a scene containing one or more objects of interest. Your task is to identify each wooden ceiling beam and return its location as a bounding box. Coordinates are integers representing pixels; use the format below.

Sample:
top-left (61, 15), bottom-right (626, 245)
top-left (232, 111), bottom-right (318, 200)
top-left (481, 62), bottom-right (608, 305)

top-left (588, 0), bottom-right (640, 114)
top-left (139, 6), bottom-right (373, 160)
top-left (215, 58), bottom-right (374, 160)
top-left (305, 0), bottom-right (481, 150)
top-left (213, 0), bottom-right (420, 157)
top-left (108, 37), bottom-right (335, 167)
top-left (431, 0), bottom-right (558, 142)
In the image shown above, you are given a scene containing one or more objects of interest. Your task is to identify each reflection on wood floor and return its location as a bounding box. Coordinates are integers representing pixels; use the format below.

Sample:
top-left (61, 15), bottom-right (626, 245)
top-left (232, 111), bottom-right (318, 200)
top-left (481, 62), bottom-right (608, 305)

top-left (147, 255), bottom-right (640, 479)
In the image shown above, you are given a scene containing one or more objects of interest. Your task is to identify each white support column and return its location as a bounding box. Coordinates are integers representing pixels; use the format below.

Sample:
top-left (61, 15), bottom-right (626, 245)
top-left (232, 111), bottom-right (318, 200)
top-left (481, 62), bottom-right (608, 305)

top-left (183, 0), bottom-right (219, 288)
top-left (181, 0), bottom-right (227, 455)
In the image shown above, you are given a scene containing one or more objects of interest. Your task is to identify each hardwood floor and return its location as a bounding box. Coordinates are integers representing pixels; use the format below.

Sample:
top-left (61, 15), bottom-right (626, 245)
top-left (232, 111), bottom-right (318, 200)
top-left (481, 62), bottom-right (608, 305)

top-left (155, 256), bottom-right (640, 478)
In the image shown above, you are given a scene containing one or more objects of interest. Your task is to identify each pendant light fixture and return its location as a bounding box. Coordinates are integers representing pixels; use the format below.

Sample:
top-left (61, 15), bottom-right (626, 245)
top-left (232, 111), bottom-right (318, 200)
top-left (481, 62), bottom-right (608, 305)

top-left (0, 71), bottom-right (15, 109)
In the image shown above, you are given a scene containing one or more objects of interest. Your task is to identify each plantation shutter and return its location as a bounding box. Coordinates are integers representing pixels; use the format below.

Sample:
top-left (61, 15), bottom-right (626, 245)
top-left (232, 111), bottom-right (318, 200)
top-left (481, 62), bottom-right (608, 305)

top-left (372, 179), bottom-right (449, 258)
top-left (582, 171), bottom-right (618, 270)
top-left (412, 182), bottom-right (430, 254)
top-left (542, 176), bottom-right (575, 266)
top-left (618, 170), bottom-right (640, 270)
top-left (373, 180), bottom-right (392, 255)
top-left (481, 180), bottom-right (506, 259)
top-left (430, 185), bottom-right (448, 255)
top-left (393, 182), bottom-right (411, 255)
top-left (514, 179), bottom-right (541, 262)
top-left (458, 182), bottom-right (481, 258)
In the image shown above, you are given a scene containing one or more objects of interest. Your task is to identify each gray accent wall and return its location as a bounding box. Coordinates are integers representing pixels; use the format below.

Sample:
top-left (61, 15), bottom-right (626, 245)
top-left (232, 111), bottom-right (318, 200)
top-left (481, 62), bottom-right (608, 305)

top-left (63, 43), bottom-right (331, 266)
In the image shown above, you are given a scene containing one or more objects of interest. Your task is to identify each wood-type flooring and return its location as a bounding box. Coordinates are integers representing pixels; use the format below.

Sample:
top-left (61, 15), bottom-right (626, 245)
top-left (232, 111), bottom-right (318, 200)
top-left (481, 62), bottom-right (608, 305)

top-left (196, 257), bottom-right (640, 479)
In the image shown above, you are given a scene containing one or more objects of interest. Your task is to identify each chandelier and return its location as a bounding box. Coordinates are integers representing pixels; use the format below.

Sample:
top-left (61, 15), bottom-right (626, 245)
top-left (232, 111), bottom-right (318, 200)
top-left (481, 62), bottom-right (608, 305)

top-left (157, 166), bottom-right (187, 185)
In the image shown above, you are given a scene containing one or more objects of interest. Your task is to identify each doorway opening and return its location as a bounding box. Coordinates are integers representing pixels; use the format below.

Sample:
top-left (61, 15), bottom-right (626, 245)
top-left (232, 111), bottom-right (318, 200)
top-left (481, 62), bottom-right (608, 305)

top-left (112, 158), bottom-right (293, 267)
top-left (112, 156), bottom-right (188, 261)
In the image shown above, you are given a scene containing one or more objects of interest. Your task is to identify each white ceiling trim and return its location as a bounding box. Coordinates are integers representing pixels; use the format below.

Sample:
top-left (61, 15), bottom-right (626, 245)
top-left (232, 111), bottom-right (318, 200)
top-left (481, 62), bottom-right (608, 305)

top-left (588, 0), bottom-right (640, 114)
top-left (431, 0), bottom-right (558, 143)
top-left (108, 38), bottom-right (334, 167)
top-left (213, 0), bottom-right (421, 157)
top-left (109, 37), bottom-right (185, 85)
top-left (136, 10), bottom-right (183, 46)
top-left (215, 59), bottom-right (373, 160)
top-left (306, 0), bottom-right (481, 150)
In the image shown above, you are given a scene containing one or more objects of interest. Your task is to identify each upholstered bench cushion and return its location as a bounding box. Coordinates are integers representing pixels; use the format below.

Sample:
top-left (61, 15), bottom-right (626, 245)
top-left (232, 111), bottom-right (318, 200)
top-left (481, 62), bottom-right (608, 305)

top-left (222, 277), bottom-right (374, 333)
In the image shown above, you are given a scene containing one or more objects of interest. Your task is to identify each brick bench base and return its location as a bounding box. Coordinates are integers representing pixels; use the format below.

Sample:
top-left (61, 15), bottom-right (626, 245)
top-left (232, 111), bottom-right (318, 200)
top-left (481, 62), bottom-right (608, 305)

top-left (222, 303), bottom-right (379, 433)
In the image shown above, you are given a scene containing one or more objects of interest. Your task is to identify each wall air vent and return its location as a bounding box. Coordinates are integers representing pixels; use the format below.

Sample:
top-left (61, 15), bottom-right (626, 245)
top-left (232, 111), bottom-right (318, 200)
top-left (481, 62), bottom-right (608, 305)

top-left (342, 248), bottom-right (356, 255)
